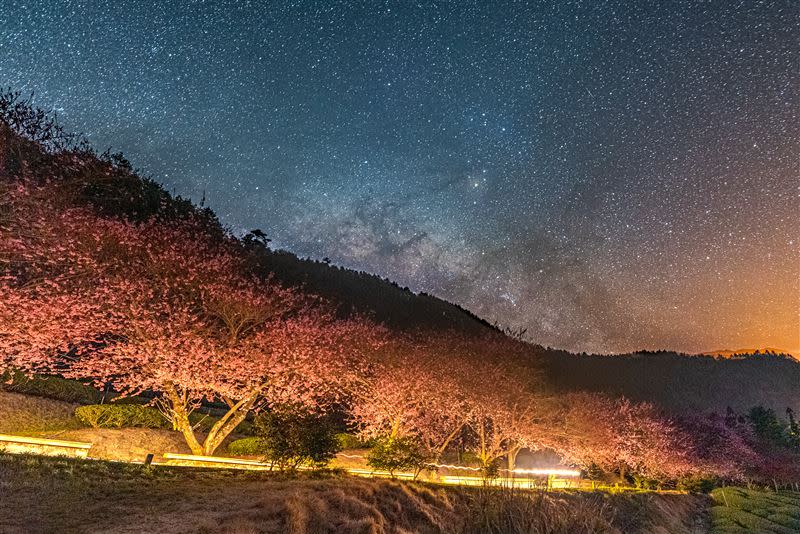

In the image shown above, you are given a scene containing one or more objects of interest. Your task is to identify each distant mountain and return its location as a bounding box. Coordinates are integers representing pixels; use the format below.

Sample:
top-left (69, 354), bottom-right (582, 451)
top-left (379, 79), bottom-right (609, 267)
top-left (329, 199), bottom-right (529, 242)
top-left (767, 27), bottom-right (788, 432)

top-left (701, 348), bottom-right (800, 361)
top-left (2, 93), bottom-right (798, 416)
top-left (537, 349), bottom-right (800, 414)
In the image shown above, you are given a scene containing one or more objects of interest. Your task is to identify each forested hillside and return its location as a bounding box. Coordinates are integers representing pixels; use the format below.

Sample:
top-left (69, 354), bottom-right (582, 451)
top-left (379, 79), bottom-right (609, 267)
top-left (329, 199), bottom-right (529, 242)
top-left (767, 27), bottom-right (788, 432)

top-left (2, 88), bottom-right (798, 427)
top-left (537, 349), bottom-right (800, 414)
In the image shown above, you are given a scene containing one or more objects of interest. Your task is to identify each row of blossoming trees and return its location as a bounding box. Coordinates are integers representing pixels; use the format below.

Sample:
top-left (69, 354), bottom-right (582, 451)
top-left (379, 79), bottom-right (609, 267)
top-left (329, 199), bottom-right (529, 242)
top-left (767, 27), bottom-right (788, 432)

top-left (1, 109), bottom-right (797, 484)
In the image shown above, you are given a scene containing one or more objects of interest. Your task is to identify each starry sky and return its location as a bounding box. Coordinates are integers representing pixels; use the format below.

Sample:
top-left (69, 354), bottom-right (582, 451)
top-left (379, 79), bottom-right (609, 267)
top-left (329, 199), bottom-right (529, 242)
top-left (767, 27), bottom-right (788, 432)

top-left (1, 0), bottom-right (798, 354)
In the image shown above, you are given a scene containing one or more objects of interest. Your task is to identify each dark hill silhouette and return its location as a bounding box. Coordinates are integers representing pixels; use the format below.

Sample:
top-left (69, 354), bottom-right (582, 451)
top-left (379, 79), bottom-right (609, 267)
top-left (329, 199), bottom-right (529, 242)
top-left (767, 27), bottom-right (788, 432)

top-left (2, 88), bottom-right (798, 415)
top-left (701, 347), bottom-right (800, 361)
top-left (242, 243), bottom-right (496, 334)
top-left (535, 347), bottom-right (800, 414)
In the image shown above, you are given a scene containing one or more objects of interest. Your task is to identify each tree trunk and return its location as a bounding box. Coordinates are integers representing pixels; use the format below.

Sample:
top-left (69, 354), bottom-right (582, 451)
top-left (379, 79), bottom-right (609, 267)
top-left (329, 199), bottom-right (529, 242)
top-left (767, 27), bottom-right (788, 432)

top-left (507, 447), bottom-right (518, 477)
top-left (201, 387), bottom-right (262, 456)
top-left (389, 417), bottom-right (402, 440)
top-left (434, 420), bottom-right (466, 462)
top-left (164, 382), bottom-right (203, 456)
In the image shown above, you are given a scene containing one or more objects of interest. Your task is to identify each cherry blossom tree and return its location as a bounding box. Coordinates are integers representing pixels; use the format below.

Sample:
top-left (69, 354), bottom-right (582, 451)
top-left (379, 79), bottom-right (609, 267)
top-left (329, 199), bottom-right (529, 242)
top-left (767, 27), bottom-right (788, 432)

top-left (2, 180), bottom-right (385, 455)
top-left (0, 181), bottom-right (119, 376)
top-left (676, 413), bottom-right (759, 481)
top-left (456, 340), bottom-right (556, 474)
top-left (554, 393), bottom-right (693, 481)
top-left (71, 226), bottom-right (384, 455)
top-left (347, 333), bottom-right (473, 462)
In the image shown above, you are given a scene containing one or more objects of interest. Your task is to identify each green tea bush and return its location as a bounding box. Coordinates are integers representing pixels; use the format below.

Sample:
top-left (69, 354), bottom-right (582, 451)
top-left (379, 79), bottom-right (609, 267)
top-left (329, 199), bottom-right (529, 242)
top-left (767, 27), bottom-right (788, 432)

top-left (75, 404), bottom-right (168, 429)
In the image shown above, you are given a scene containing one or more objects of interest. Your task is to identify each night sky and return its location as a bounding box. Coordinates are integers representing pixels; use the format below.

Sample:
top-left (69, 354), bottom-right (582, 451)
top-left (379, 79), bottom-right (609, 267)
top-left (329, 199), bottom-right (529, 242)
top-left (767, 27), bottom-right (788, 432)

top-left (1, 1), bottom-right (798, 354)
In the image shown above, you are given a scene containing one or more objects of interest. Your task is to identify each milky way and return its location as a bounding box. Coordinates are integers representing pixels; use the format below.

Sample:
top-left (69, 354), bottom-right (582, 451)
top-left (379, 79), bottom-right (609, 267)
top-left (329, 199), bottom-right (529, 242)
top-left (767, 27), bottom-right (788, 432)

top-left (1, 0), bottom-right (798, 353)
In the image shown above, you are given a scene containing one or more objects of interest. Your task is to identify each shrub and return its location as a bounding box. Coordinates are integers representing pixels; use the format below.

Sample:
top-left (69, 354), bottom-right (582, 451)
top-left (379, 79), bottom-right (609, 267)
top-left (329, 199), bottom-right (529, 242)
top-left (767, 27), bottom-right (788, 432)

top-left (584, 463), bottom-right (606, 481)
top-left (632, 474), bottom-right (661, 490)
top-left (2, 370), bottom-right (102, 404)
top-left (75, 404), bottom-right (168, 429)
top-left (366, 436), bottom-right (429, 479)
top-left (480, 460), bottom-right (501, 481)
top-left (677, 475), bottom-right (718, 493)
top-left (254, 406), bottom-right (340, 471)
top-left (227, 437), bottom-right (264, 456)
top-left (336, 432), bottom-right (373, 450)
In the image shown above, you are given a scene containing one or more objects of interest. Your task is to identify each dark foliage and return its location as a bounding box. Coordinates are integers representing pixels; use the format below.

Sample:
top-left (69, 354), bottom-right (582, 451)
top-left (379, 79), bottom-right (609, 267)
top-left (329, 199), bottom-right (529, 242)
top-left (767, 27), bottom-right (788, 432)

top-left (1, 370), bottom-right (102, 405)
top-left (253, 407), bottom-right (341, 470)
top-left (538, 348), bottom-right (800, 414)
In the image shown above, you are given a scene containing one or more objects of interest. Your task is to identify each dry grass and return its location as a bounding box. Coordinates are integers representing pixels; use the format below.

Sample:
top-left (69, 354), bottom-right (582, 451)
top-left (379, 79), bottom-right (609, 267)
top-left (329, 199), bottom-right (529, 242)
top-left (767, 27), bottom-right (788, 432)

top-left (0, 453), bottom-right (710, 534)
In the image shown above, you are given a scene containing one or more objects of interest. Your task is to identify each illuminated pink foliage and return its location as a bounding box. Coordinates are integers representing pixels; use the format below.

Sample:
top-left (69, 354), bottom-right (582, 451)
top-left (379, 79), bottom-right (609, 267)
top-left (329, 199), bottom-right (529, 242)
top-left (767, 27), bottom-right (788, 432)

top-left (1, 180), bottom-right (385, 455)
top-left (348, 333), bottom-right (476, 460)
top-left (555, 392), bottom-right (694, 480)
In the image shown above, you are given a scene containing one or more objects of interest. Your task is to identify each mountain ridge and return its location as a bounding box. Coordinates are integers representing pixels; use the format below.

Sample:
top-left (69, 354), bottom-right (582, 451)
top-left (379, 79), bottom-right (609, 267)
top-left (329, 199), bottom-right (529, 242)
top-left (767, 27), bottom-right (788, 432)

top-left (701, 347), bottom-right (800, 360)
top-left (2, 92), bottom-right (798, 415)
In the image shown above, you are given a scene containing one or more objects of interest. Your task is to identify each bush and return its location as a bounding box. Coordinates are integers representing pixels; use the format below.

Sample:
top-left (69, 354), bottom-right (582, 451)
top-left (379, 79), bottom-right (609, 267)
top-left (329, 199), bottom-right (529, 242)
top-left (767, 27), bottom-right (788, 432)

top-left (632, 474), bottom-right (661, 490)
top-left (227, 437), bottom-right (264, 456)
top-left (480, 460), bottom-right (501, 481)
top-left (336, 432), bottom-right (374, 450)
top-left (584, 463), bottom-right (605, 481)
top-left (677, 475), bottom-right (718, 493)
top-left (366, 436), bottom-right (429, 479)
top-left (2, 370), bottom-right (102, 404)
top-left (75, 404), bottom-right (168, 429)
top-left (254, 407), bottom-right (340, 471)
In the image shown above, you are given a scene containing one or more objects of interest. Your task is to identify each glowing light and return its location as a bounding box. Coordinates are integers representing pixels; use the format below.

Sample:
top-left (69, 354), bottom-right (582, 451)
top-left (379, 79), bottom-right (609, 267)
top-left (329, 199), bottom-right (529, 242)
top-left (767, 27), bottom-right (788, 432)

top-left (0, 434), bottom-right (580, 488)
top-left (0, 433), bottom-right (91, 458)
top-left (161, 452), bottom-right (272, 470)
top-left (508, 467), bottom-right (581, 477)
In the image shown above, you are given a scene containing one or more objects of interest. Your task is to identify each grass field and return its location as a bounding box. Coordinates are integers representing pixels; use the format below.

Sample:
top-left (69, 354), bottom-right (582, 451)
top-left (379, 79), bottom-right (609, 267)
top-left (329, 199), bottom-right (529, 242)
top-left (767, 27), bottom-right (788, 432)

top-left (710, 487), bottom-right (800, 533)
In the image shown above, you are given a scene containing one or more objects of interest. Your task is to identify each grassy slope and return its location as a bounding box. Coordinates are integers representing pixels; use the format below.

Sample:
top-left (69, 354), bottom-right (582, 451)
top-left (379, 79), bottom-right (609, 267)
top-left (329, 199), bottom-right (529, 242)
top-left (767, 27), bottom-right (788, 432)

top-left (0, 391), bottom-right (200, 462)
top-left (0, 391), bottom-right (81, 436)
top-left (0, 454), bottom-right (709, 534)
top-left (710, 487), bottom-right (800, 534)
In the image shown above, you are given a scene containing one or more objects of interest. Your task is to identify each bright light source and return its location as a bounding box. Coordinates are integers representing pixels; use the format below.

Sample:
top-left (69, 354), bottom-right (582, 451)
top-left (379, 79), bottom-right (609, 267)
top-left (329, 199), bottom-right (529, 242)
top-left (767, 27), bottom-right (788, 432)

top-left (0, 433), bottom-right (91, 458)
top-left (510, 467), bottom-right (581, 477)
